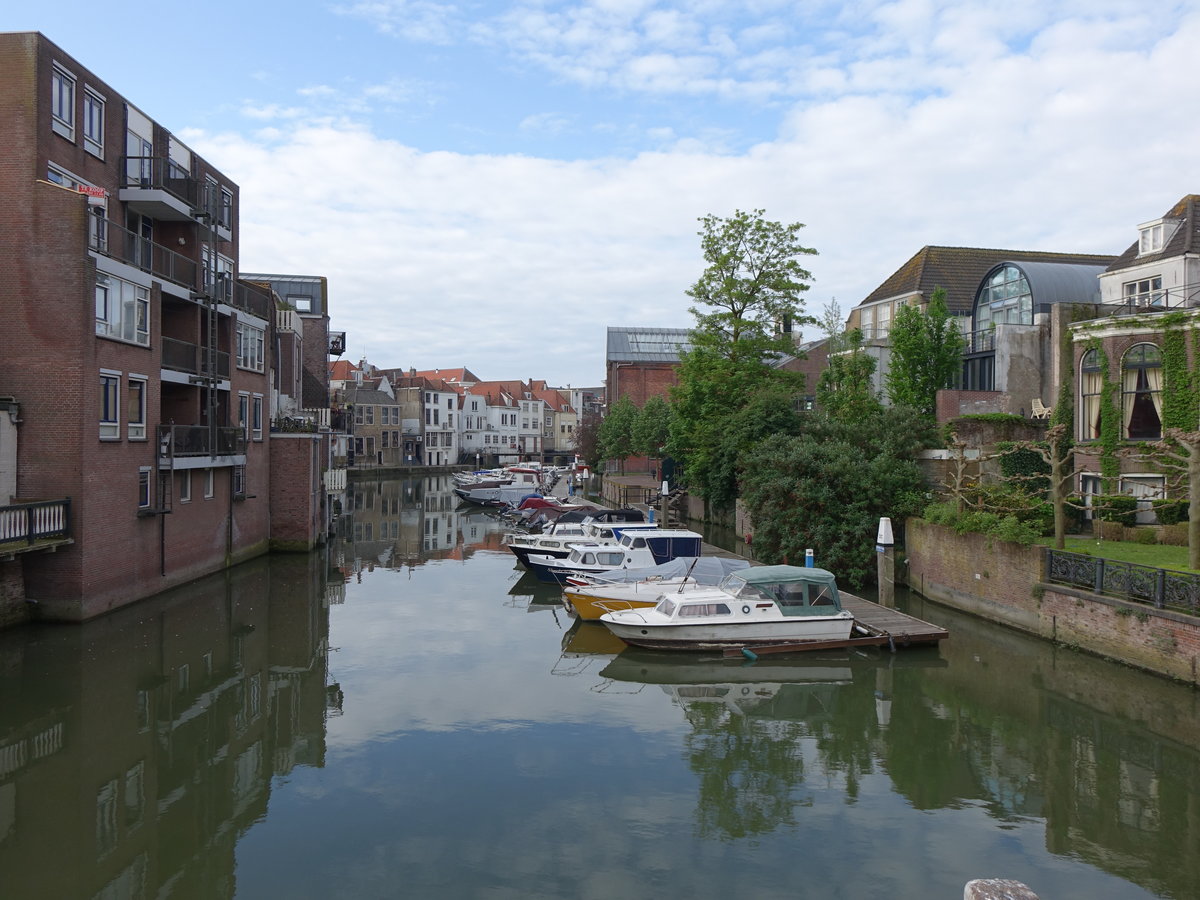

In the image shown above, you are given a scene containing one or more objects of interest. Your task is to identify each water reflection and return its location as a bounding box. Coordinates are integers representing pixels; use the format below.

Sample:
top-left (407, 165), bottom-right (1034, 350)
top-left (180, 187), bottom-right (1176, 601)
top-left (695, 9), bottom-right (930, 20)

top-left (0, 553), bottom-right (331, 899)
top-left (1, 474), bottom-right (1198, 898)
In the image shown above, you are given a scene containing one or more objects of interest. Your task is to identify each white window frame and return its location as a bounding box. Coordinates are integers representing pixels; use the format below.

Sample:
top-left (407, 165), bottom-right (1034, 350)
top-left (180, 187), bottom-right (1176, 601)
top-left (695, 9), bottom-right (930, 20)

top-left (220, 187), bottom-right (233, 230)
top-left (204, 468), bottom-right (214, 499)
top-left (83, 87), bottom-right (105, 157)
top-left (238, 392), bottom-right (250, 440)
top-left (233, 465), bottom-right (246, 498)
top-left (127, 375), bottom-right (147, 440)
top-left (95, 272), bottom-right (149, 346)
top-left (1139, 223), bottom-right (1164, 255)
top-left (137, 467), bottom-right (152, 510)
top-left (252, 395), bottom-right (263, 440)
top-left (1123, 276), bottom-right (1163, 307)
top-left (100, 370), bottom-right (120, 440)
top-left (51, 64), bottom-right (75, 140)
top-left (179, 470), bottom-right (192, 503)
top-left (236, 321), bottom-right (265, 372)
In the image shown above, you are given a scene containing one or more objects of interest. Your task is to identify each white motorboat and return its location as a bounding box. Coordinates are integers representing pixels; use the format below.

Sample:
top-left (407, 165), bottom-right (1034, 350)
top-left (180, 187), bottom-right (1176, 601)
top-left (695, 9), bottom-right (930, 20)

top-left (525, 529), bottom-right (704, 584)
top-left (599, 565), bottom-right (855, 650)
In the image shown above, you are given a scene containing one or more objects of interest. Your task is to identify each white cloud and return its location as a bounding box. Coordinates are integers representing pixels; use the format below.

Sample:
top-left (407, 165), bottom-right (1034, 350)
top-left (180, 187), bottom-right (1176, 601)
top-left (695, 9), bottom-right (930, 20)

top-left (184, 4), bottom-right (1200, 386)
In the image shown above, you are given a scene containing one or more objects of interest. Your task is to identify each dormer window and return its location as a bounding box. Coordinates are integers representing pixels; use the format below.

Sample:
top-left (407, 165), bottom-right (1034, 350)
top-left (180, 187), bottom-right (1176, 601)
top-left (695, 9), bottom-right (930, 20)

top-left (1137, 219), bottom-right (1179, 256)
top-left (1139, 224), bottom-right (1163, 255)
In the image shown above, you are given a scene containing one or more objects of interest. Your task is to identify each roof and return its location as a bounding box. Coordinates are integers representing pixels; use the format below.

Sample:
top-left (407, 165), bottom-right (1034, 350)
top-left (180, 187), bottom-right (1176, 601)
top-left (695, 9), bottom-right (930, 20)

top-left (1105, 194), bottom-right (1200, 274)
top-left (606, 326), bottom-right (693, 364)
top-left (985, 260), bottom-right (1108, 309)
top-left (860, 246), bottom-right (1117, 314)
top-left (734, 565), bottom-right (838, 586)
top-left (328, 359), bottom-right (359, 381)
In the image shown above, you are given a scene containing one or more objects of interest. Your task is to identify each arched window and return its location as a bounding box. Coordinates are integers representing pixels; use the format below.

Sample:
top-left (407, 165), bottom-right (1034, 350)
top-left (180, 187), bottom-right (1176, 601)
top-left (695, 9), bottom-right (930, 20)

top-left (1122, 343), bottom-right (1162, 440)
top-left (1079, 349), bottom-right (1103, 441)
top-left (974, 265), bottom-right (1033, 329)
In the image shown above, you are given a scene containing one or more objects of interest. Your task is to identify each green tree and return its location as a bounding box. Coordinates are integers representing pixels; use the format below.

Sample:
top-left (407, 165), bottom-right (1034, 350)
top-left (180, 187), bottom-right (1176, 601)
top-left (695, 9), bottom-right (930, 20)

top-left (598, 395), bottom-right (637, 474)
top-left (670, 209), bottom-right (816, 504)
top-left (885, 287), bottom-right (964, 420)
top-left (739, 407), bottom-right (934, 587)
top-left (573, 410), bottom-right (603, 470)
top-left (631, 395), bottom-right (672, 459)
top-left (815, 329), bottom-right (881, 422)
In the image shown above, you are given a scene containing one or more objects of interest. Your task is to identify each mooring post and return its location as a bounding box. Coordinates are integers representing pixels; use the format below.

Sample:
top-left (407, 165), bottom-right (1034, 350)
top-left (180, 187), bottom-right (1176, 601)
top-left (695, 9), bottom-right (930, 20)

top-left (659, 480), bottom-right (669, 527)
top-left (876, 516), bottom-right (895, 608)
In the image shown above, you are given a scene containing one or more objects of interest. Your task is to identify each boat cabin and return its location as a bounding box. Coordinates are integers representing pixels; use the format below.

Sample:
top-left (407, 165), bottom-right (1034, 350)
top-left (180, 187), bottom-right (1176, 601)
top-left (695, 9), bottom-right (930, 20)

top-left (720, 566), bottom-right (843, 616)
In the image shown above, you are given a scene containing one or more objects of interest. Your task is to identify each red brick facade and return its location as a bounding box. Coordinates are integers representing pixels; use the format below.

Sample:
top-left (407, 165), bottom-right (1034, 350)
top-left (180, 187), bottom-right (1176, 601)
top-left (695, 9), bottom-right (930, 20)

top-left (606, 361), bottom-right (679, 407)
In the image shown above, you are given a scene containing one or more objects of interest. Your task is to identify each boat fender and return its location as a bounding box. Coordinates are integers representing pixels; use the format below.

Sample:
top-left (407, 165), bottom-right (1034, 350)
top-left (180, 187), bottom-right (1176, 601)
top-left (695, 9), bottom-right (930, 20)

top-left (741, 648), bottom-right (758, 661)
top-left (741, 605), bottom-right (750, 614)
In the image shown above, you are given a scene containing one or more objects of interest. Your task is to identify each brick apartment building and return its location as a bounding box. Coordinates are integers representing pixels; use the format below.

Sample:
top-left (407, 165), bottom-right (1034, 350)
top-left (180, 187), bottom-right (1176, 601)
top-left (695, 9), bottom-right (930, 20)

top-left (0, 32), bottom-right (319, 621)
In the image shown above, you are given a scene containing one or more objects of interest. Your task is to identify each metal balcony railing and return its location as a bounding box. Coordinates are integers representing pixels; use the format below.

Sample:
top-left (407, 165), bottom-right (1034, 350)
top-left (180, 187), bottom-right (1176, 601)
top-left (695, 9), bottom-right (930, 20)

top-left (88, 218), bottom-right (198, 291)
top-left (964, 328), bottom-right (996, 354)
top-left (157, 424), bottom-right (245, 460)
top-left (121, 156), bottom-right (199, 207)
top-left (161, 337), bottom-right (231, 379)
top-left (232, 281), bottom-right (273, 319)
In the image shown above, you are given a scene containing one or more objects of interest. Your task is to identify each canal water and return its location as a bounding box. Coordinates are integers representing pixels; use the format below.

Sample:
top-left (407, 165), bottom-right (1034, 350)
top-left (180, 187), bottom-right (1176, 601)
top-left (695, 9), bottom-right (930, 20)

top-left (2, 474), bottom-right (1198, 899)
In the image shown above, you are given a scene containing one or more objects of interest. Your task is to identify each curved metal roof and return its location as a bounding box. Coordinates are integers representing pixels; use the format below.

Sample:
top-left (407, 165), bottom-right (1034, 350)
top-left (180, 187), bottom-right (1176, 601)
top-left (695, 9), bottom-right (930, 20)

top-left (606, 326), bottom-right (693, 363)
top-left (977, 260), bottom-right (1106, 314)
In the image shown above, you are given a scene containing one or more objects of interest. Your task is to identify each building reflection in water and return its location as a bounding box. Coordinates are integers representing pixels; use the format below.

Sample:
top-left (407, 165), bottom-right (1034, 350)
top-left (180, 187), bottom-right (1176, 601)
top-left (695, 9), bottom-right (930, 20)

top-left (0, 552), bottom-right (332, 899)
top-left (332, 474), bottom-right (511, 579)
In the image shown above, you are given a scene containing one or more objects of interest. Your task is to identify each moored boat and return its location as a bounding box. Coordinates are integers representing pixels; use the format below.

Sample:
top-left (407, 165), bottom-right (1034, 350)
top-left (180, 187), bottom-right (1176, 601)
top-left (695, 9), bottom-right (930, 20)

top-left (562, 557), bottom-right (751, 620)
top-left (525, 529), bottom-right (704, 584)
top-left (599, 565), bottom-right (854, 650)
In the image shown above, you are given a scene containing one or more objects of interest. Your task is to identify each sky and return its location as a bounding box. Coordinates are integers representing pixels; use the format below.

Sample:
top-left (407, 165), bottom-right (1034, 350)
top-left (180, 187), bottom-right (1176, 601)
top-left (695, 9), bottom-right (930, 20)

top-left (16, 1), bottom-right (1200, 387)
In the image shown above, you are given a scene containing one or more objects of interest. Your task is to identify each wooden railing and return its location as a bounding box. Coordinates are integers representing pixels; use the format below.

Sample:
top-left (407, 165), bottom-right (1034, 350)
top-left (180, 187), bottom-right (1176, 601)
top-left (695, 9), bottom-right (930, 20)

top-left (0, 499), bottom-right (71, 548)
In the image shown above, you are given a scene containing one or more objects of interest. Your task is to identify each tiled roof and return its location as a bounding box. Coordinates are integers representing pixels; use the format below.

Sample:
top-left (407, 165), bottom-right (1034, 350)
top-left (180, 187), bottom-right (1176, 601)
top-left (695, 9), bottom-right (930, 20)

top-left (859, 246), bottom-right (1117, 314)
top-left (1105, 194), bottom-right (1200, 274)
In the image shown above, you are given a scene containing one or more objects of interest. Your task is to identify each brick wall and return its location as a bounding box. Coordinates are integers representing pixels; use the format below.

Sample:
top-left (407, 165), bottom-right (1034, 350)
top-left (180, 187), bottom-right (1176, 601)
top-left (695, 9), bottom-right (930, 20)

top-left (269, 434), bottom-right (325, 550)
top-left (0, 560), bottom-right (31, 629)
top-left (908, 519), bottom-right (1200, 684)
top-left (606, 362), bottom-right (679, 407)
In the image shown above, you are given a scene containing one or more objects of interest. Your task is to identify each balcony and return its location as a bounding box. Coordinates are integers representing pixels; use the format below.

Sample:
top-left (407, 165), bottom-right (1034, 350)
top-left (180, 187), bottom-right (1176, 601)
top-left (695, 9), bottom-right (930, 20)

top-left (964, 329), bottom-right (996, 354)
top-left (89, 218), bottom-right (198, 294)
top-left (231, 281), bottom-right (273, 320)
top-left (158, 424), bottom-right (246, 469)
top-left (0, 499), bottom-right (72, 559)
top-left (161, 337), bottom-right (231, 380)
top-left (120, 156), bottom-right (199, 222)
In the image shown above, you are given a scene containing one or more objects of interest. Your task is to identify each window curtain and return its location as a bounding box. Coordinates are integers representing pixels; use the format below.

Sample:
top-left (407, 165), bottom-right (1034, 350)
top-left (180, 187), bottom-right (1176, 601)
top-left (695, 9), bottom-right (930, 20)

top-left (1146, 364), bottom-right (1164, 423)
top-left (1123, 366), bottom-right (1139, 435)
top-left (1080, 370), bottom-right (1102, 440)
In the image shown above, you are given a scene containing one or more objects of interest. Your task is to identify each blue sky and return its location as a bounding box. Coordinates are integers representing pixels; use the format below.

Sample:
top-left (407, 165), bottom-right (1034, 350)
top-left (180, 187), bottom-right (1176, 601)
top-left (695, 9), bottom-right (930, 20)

top-left (15, 1), bottom-right (1200, 386)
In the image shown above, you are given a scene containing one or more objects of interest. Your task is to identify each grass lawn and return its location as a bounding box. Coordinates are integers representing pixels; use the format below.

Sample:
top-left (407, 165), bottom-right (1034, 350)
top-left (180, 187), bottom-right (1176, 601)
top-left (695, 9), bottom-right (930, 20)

top-left (1038, 535), bottom-right (1200, 574)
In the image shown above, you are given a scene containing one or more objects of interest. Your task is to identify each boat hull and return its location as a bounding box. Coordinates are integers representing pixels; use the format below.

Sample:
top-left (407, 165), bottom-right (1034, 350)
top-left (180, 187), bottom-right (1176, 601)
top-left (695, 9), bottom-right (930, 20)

top-left (601, 613), bottom-right (855, 650)
top-left (563, 581), bottom-right (693, 620)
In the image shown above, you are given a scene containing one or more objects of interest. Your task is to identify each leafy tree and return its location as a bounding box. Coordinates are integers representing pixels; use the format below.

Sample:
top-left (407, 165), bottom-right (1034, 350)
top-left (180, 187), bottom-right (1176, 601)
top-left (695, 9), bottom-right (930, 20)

top-left (670, 209), bottom-right (816, 503)
top-left (818, 298), bottom-right (844, 341)
top-left (686, 208), bottom-right (817, 347)
top-left (885, 287), bottom-right (964, 420)
top-left (1127, 428), bottom-right (1200, 568)
top-left (739, 407), bottom-right (934, 587)
top-left (631, 396), bottom-right (672, 459)
top-left (815, 329), bottom-right (881, 422)
top-left (598, 395), bottom-right (637, 474)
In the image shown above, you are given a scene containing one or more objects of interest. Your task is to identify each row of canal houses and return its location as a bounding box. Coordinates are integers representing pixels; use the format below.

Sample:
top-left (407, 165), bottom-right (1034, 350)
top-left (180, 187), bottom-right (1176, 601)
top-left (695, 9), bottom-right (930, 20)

top-left (330, 360), bottom-right (591, 469)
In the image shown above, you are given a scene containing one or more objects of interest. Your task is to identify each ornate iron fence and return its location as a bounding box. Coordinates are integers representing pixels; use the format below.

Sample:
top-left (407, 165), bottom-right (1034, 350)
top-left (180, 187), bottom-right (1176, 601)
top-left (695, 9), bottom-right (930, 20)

top-left (1044, 548), bottom-right (1200, 615)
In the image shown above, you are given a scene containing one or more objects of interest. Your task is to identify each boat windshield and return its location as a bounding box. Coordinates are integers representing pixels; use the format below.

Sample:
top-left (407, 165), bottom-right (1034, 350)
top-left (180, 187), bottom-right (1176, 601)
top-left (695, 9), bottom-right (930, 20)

top-left (656, 598), bottom-right (677, 616)
top-left (720, 576), bottom-right (775, 601)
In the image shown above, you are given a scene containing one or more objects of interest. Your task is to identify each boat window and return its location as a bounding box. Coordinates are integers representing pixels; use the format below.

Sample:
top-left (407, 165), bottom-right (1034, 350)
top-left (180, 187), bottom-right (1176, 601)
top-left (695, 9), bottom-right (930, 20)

top-left (810, 586), bottom-right (837, 607)
top-left (656, 598), bottom-right (677, 616)
top-left (582, 553), bottom-right (595, 564)
top-left (678, 603), bottom-right (732, 618)
top-left (597, 553), bottom-right (624, 565)
top-left (629, 537), bottom-right (647, 548)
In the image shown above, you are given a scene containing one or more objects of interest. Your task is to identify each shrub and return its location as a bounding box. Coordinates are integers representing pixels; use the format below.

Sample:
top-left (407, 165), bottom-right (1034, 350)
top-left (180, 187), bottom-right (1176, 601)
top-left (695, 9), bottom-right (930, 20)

top-left (1152, 498), bottom-right (1189, 526)
top-left (1133, 527), bottom-right (1158, 545)
top-left (1093, 494), bottom-right (1139, 528)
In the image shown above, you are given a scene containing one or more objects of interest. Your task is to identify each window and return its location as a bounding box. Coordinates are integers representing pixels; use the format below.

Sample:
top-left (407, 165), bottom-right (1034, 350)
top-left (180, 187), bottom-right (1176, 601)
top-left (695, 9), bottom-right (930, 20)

top-left (252, 395), bottom-right (263, 440)
top-left (100, 372), bottom-right (120, 439)
top-left (974, 265), bottom-right (1033, 328)
top-left (1139, 224), bottom-right (1164, 255)
top-left (238, 393), bottom-right (249, 440)
top-left (204, 469), bottom-right (214, 499)
top-left (179, 471), bottom-right (191, 503)
top-left (138, 467), bottom-right (152, 509)
top-left (233, 465), bottom-right (246, 497)
top-left (236, 322), bottom-right (265, 371)
top-left (95, 273), bottom-right (149, 345)
top-left (1123, 276), bottom-right (1163, 308)
top-left (1122, 343), bottom-right (1162, 440)
top-left (382, 431), bottom-right (389, 448)
top-left (365, 406), bottom-right (374, 425)
top-left (127, 377), bottom-right (146, 440)
top-left (1079, 349), bottom-right (1102, 441)
top-left (220, 187), bottom-right (233, 230)
top-left (286, 293), bottom-right (311, 313)
top-left (51, 64), bottom-right (75, 139)
top-left (83, 88), bottom-right (104, 156)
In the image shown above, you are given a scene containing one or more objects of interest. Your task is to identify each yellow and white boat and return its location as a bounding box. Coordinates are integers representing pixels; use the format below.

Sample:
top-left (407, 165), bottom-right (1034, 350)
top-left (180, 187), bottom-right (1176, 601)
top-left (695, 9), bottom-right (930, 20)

top-left (562, 557), bottom-right (751, 620)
